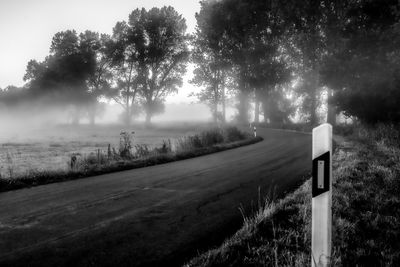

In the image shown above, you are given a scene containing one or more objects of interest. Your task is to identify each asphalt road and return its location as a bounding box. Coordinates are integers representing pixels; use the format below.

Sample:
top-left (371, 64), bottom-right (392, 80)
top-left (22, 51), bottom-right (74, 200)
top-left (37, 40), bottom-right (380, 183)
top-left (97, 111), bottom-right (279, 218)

top-left (0, 128), bottom-right (311, 267)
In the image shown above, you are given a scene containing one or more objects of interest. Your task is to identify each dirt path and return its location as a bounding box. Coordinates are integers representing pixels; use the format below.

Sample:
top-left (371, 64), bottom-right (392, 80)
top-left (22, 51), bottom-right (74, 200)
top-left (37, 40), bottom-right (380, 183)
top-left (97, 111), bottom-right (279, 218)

top-left (0, 128), bottom-right (311, 267)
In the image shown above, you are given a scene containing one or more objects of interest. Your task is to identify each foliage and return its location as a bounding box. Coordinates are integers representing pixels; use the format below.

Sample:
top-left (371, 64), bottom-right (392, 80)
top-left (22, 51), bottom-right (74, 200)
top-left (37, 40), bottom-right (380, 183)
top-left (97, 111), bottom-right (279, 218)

top-left (106, 20), bottom-right (142, 126)
top-left (319, 0), bottom-right (400, 123)
top-left (136, 7), bottom-right (190, 124)
top-left (17, 30), bottom-right (114, 124)
top-left (175, 126), bottom-right (249, 152)
top-left (190, 1), bottom-right (230, 122)
top-left (106, 6), bottom-right (189, 125)
top-left (224, 126), bottom-right (246, 142)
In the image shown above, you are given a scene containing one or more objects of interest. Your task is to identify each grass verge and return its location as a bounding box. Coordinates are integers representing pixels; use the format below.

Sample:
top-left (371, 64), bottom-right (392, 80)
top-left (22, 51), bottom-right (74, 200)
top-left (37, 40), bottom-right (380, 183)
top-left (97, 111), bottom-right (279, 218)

top-left (185, 125), bottom-right (400, 266)
top-left (0, 127), bottom-right (262, 193)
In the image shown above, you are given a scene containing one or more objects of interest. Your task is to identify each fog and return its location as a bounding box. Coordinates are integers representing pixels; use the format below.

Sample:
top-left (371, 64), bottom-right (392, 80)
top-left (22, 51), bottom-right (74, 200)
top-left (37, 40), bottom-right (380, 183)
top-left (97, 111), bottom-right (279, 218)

top-left (0, 101), bottom-right (221, 140)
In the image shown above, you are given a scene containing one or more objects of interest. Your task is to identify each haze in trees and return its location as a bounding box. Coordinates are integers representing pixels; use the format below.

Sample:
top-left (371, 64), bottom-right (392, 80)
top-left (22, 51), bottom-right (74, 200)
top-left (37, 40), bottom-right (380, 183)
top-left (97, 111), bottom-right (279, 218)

top-left (1, 1), bottom-right (400, 127)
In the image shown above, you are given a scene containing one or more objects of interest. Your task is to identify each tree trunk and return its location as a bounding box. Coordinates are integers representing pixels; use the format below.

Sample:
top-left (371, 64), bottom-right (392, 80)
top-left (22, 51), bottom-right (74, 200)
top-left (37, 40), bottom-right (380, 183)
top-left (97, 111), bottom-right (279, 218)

top-left (221, 85), bottom-right (226, 123)
top-left (145, 112), bottom-right (152, 127)
top-left (309, 68), bottom-right (319, 126)
top-left (254, 96), bottom-right (260, 123)
top-left (237, 78), bottom-right (250, 124)
top-left (89, 114), bottom-right (95, 126)
top-left (125, 106), bottom-right (131, 127)
top-left (262, 98), bottom-right (269, 123)
top-left (327, 88), bottom-right (336, 125)
top-left (89, 103), bottom-right (96, 126)
top-left (72, 106), bottom-right (81, 125)
top-left (310, 87), bottom-right (317, 126)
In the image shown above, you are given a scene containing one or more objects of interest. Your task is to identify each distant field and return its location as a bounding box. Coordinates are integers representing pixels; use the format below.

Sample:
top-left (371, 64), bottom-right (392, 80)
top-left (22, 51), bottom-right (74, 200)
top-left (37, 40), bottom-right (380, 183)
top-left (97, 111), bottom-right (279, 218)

top-left (0, 123), bottom-right (209, 179)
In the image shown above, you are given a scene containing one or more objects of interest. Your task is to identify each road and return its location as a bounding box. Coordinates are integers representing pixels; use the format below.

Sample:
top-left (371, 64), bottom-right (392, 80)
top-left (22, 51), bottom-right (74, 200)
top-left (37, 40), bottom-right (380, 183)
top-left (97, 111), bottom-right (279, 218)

top-left (0, 128), bottom-right (311, 267)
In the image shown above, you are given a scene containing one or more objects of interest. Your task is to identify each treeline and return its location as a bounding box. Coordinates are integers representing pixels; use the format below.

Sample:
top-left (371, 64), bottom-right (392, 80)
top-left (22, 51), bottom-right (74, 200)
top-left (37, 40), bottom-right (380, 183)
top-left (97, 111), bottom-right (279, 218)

top-left (191, 0), bottom-right (400, 125)
top-left (0, 6), bottom-right (189, 125)
top-left (1, 1), bottom-right (400, 126)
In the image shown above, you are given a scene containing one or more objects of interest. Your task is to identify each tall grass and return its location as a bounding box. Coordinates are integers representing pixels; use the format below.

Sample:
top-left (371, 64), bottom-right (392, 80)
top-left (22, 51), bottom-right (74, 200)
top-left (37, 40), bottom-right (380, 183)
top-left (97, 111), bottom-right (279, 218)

top-left (175, 126), bottom-right (249, 153)
top-left (185, 123), bottom-right (400, 267)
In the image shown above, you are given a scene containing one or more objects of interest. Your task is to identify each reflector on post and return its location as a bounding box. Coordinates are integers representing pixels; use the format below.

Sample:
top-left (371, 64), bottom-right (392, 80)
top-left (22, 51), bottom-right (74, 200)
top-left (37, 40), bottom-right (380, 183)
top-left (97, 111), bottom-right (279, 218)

top-left (312, 123), bottom-right (332, 267)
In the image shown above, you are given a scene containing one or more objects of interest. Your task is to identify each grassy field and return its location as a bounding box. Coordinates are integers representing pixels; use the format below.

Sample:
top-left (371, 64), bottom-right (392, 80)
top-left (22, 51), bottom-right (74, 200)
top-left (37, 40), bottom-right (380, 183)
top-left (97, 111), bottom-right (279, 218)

top-left (185, 124), bottom-right (400, 266)
top-left (0, 122), bottom-right (213, 179)
top-left (0, 122), bottom-right (259, 192)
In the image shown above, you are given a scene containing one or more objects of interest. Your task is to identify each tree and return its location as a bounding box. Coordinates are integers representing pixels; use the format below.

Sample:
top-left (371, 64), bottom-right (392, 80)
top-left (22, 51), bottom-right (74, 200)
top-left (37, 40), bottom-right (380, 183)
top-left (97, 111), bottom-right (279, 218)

top-left (80, 31), bottom-right (113, 125)
top-left (106, 21), bottom-right (142, 126)
top-left (191, 0), bottom-right (229, 123)
top-left (24, 30), bottom-right (96, 124)
top-left (320, 0), bottom-right (400, 123)
top-left (134, 7), bottom-right (189, 125)
top-left (262, 85), bottom-right (295, 124)
top-left (275, 0), bottom-right (329, 126)
top-left (197, 0), bottom-right (293, 124)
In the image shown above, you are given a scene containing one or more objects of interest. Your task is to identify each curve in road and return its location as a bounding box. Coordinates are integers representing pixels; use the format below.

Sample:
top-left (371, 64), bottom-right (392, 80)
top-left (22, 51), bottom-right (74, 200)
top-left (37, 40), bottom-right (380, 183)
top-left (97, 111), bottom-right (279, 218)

top-left (0, 128), bottom-right (311, 267)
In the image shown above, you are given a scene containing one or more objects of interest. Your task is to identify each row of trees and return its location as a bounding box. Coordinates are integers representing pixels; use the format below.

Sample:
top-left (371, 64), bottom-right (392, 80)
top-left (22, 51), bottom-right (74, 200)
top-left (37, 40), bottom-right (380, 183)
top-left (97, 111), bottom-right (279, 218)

top-left (192, 0), bottom-right (400, 125)
top-left (1, 6), bottom-right (189, 126)
top-left (1, 1), bottom-right (399, 125)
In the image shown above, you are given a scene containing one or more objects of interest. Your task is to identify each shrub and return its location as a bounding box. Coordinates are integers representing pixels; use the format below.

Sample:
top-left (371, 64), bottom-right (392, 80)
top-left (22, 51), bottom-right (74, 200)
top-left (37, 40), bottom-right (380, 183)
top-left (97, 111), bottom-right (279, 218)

top-left (134, 144), bottom-right (151, 158)
top-left (225, 126), bottom-right (247, 142)
top-left (201, 128), bottom-right (224, 146)
top-left (176, 135), bottom-right (204, 152)
top-left (154, 139), bottom-right (172, 154)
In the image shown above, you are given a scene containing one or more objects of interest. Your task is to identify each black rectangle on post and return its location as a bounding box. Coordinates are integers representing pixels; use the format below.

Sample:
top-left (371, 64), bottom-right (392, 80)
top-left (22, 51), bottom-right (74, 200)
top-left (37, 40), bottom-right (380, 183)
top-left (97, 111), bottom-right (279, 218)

top-left (312, 151), bottom-right (330, 197)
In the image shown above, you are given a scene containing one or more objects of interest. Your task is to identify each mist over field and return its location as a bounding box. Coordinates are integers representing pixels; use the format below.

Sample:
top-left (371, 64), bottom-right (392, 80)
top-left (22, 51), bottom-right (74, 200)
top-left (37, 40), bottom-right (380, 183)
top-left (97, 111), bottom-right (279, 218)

top-left (0, 102), bottom-right (214, 136)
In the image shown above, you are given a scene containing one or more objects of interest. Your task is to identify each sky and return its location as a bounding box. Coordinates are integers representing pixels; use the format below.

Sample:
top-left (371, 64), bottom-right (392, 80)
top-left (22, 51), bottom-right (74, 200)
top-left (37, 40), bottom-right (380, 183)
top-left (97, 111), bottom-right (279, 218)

top-left (0, 0), bottom-right (201, 103)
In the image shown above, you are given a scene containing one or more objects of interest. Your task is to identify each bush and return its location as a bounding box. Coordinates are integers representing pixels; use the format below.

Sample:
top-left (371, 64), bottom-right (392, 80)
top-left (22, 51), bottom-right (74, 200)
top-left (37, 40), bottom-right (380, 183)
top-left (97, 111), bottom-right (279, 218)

top-left (175, 127), bottom-right (248, 152)
top-left (225, 126), bottom-right (247, 142)
top-left (154, 139), bottom-right (172, 154)
top-left (201, 128), bottom-right (224, 146)
top-left (134, 144), bottom-right (151, 158)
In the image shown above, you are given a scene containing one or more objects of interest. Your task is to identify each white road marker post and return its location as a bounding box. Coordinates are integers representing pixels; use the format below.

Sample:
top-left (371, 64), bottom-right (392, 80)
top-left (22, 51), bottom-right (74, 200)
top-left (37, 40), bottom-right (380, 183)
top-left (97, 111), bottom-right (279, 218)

top-left (312, 123), bottom-right (332, 267)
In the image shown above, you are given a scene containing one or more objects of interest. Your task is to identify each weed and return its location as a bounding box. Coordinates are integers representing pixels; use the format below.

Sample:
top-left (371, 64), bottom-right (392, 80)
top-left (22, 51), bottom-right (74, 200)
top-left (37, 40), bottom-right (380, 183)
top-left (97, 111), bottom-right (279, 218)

top-left (201, 128), bottom-right (224, 146)
top-left (134, 144), bottom-right (151, 158)
top-left (119, 131), bottom-right (135, 159)
top-left (6, 150), bottom-right (15, 179)
top-left (154, 139), bottom-right (172, 154)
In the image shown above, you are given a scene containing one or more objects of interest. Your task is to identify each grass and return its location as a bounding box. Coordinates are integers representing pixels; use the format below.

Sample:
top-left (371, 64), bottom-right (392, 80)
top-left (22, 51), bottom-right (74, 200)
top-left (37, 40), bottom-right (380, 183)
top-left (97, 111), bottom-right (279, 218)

top-left (0, 123), bottom-right (206, 178)
top-left (0, 125), bottom-right (262, 192)
top-left (184, 123), bottom-right (400, 267)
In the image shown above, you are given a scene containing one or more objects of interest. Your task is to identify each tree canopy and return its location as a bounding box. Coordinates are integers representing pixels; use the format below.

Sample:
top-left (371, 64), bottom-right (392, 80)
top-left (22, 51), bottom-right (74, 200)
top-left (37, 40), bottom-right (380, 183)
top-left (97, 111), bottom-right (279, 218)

top-left (2, 1), bottom-right (400, 125)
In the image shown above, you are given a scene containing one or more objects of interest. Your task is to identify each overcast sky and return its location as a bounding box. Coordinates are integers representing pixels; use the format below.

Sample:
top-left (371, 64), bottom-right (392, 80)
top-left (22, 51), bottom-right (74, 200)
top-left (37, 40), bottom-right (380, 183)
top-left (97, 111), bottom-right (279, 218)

top-left (0, 0), bottom-right (200, 103)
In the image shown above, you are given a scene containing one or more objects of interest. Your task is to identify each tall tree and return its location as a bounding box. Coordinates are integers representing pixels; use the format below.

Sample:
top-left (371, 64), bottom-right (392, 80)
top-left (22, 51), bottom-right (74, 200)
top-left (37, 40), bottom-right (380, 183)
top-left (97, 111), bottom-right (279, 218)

top-left (24, 30), bottom-right (95, 124)
top-left (200, 0), bottom-right (293, 124)
top-left (80, 31), bottom-right (113, 125)
top-left (279, 0), bottom-right (327, 126)
top-left (109, 7), bottom-right (189, 126)
top-left (107, 21), bottom-right (142, 126)
top-left (191, 0), bottom-right (229, 123)
top-left (320, 0), bottom-right (400, 123)
top-left (135, 7), bottom-right (189, 125)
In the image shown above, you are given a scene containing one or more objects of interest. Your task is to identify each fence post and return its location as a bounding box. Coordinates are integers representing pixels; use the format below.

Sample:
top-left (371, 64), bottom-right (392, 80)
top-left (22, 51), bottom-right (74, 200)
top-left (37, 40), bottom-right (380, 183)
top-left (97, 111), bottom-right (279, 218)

top-left (312, 123), bottom-right (332, 267)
